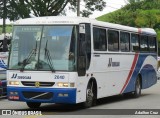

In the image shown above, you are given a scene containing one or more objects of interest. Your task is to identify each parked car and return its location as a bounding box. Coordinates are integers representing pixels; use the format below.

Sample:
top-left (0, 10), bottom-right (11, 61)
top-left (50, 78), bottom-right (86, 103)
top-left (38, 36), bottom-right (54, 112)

top-left (0, 79), bottom-right (7, 97)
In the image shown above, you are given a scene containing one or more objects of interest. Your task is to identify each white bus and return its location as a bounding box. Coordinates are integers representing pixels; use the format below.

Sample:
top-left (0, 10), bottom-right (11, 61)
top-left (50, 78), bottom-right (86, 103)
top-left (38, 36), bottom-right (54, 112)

top-left (7, 16), bottom-right (157, 108)
top-left (0, 34), bottom-right (11, 79)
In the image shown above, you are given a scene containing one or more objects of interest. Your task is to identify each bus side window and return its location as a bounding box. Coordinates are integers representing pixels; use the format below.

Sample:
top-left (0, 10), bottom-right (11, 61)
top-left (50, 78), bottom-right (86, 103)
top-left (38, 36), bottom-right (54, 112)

top-left (131, 34), bottom-right (139, 52)
top-left (149, 36), bottom-right (156, 52)
top-left (140, 35), bottom-right (148, 52)
top-left (120, 32), bottom-right (130, 52)
top-left (108, 30), bottom-right (119, 51)
top-left (93, 27), bottom-right (107, 51)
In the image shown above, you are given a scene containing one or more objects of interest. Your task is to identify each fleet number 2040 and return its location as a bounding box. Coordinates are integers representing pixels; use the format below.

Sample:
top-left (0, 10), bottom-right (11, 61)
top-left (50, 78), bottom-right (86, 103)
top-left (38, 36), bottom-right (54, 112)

top-left (54, 75), bottom-right (65, 79)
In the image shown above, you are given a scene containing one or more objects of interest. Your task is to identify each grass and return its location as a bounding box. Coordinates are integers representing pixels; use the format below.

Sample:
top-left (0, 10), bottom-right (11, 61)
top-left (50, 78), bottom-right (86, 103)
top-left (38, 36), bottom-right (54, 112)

top-left (0, 25), bottom-right (12, 34)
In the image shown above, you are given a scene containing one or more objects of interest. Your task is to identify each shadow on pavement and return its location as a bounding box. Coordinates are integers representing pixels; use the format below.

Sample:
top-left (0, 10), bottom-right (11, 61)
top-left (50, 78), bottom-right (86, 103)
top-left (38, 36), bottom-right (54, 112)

top-left (15, 93), bottom-right (152, 115)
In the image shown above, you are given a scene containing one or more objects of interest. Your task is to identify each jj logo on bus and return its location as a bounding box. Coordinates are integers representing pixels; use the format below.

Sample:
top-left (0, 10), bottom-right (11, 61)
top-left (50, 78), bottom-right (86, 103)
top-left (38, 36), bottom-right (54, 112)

top-left (11, 74), bottom-right (31, 79)
top-left (11, 74), bottom-right (17, 79)
top-left (108, 58), bottom-right (120, 67)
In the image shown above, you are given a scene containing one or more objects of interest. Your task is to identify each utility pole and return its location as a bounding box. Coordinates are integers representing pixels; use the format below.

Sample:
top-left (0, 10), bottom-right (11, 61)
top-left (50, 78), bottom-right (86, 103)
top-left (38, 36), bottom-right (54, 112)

top-left (2, 0), bottom-right (6, 34)
top-left (77, 0), bottom-right (80, 16)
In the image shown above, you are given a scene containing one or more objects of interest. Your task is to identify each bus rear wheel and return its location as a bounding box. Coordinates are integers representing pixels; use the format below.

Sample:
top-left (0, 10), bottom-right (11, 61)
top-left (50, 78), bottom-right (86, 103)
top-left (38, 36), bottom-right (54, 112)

top-left (83, 81), bottom-right (96, 108)
top-left (26, 102), bottom-right (41, 108)
top-left (133, 76), bottom-right (141, 98)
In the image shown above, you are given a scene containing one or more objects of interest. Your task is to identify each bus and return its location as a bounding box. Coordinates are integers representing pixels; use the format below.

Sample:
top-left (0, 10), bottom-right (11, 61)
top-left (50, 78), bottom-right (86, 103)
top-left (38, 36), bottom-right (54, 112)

top-left (0, 34), bottom-right (11, 78)
top-left (0, 34), bottom-right (11, 96)
top-left (7, 16), bottom-right (157, 108)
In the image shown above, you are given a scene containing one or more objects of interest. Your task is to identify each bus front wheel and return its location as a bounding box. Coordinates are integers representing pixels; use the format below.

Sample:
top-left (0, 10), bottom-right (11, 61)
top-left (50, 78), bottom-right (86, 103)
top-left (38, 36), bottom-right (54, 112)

top-left (83, 81), bottom-right (96, 108)
top-left (26, 102), bottom-right (41, 108)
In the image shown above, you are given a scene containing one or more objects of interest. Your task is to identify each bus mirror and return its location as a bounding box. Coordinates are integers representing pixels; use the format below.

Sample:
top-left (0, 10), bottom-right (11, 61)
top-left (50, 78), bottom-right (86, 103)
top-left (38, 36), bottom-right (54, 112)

top-left (78, 56), bottom-right (86, 76)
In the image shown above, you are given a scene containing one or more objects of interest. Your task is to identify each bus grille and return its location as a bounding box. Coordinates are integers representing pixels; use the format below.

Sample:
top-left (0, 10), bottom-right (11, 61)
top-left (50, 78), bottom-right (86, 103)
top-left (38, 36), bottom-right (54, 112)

top-left (21, 81), bottom-right (55, 87)
top-left (22, 92), bottom-right (53, 100)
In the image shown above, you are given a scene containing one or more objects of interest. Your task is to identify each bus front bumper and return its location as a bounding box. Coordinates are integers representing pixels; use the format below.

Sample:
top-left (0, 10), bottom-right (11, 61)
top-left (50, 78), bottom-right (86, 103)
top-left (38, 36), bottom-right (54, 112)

top-left (7, 86), bottom-right (76, 104)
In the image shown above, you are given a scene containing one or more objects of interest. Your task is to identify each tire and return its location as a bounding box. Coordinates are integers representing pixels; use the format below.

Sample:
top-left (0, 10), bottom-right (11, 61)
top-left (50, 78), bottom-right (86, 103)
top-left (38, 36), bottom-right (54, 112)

top-left (133, 76), bottom-right (141, 98)
top-left (83, 81), bottom-right (95, 108)
top-left (26, 102), bottom-right (41, 109)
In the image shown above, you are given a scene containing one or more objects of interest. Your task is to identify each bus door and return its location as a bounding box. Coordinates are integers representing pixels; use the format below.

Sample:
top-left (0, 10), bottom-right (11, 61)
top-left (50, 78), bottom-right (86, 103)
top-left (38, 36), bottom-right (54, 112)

top-left (78, 23), bottom-right (91, 76)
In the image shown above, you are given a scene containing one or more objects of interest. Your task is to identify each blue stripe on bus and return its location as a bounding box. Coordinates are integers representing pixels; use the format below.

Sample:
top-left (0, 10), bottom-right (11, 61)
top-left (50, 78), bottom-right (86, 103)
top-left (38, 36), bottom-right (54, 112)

top-left (0, 60), bottom-right (7, 69)
top-left (7, 87), bottom-right (77, 104)
top-left (122, 54), bottom-right (157, 93)
top-left (120, 53), bottom-right (139, 94)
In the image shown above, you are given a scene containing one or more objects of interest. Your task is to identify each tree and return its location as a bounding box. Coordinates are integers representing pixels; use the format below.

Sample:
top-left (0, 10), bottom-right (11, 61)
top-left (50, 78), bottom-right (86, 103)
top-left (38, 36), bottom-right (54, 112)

top-left (80, 0), bottom-right (106, 17)
top-left (126, 0), bottom-right (143, 4)
top-left (97, 0), bottom-right (160, 41)
top-left (0, 0), bottom-right (106, 21)
top-left (135, 10), bottom-right (160, 28)
top-left (0, 0), bottom-right (30, 20)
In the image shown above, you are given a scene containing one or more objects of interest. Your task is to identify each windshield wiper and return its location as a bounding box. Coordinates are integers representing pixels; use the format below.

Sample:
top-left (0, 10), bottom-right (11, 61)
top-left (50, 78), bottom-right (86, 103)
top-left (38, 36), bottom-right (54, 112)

top-left (44, 40), bottom-right (55, 72)
top-left (20, 42), bottom-right (37, 71)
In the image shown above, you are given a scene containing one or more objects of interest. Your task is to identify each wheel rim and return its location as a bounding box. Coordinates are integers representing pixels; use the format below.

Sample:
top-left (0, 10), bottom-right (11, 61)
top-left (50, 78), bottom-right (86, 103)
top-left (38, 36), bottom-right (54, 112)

top-left (136, 79), bottom-right (141, 94)
top-left (86, 83), bottom-right (94, 105)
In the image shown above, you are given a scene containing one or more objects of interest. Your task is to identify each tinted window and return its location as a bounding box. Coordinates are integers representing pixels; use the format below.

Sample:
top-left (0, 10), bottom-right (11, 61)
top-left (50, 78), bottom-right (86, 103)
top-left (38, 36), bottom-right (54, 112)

top-left (108, 30), bottom-right (119, 51)
top-left (120, 32), bottom-right (130, 52)
top-left (148, 36), bottom-right (156, 52)
top-left (93, 27), bottom-right (107, 51)
top-left (140, 35), bottom-right (148, 52)
top-left (85, 24), bottom-right (91, 69)
top-left (131, 34), bottom-right (139, 52)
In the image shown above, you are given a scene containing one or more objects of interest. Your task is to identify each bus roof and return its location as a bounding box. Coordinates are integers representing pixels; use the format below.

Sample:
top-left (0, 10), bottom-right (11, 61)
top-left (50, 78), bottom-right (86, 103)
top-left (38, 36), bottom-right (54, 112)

top-left (14, 16), bottom-right (91, 25)
top-left (14, 16), bottom-right (156, 36)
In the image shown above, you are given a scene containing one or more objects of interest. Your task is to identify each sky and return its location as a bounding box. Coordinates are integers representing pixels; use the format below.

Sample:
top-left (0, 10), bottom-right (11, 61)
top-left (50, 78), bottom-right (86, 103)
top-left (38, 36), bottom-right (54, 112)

top-left (67, 0), bottom-right (127, 18)
top-left (0, 0), bottom-right (127, 25)
top-left (91, 0), bottom-right (127, 18)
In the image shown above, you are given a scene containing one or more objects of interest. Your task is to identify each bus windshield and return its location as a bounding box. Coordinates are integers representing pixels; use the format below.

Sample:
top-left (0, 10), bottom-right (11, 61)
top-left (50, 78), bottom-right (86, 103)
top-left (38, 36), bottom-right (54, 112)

top-left (9, 25), bottom-right (77, 71)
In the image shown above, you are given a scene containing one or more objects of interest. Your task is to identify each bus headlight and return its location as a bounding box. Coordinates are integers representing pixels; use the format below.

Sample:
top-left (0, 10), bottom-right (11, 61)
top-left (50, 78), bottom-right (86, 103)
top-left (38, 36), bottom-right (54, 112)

top-left (57, 82), bottom-right (68, 87)
top-left (9, 81), bottom-right (20, 85)
top-left (57, 82), bottom-right (75, 87)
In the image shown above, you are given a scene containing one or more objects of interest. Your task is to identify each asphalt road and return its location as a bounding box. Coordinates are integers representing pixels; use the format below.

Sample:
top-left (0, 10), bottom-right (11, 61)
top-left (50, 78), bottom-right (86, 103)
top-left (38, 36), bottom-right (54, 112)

top-left (0, 80), bottom-right (160, 117)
